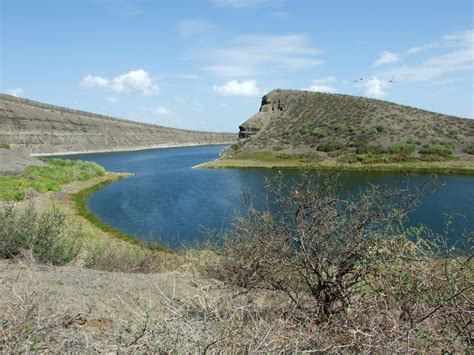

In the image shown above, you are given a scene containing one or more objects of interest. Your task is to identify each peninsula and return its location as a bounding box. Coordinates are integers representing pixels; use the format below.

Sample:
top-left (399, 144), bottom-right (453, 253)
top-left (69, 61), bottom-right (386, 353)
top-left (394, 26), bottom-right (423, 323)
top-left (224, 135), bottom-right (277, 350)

top-left (202, 90), bottom-right (474, 174)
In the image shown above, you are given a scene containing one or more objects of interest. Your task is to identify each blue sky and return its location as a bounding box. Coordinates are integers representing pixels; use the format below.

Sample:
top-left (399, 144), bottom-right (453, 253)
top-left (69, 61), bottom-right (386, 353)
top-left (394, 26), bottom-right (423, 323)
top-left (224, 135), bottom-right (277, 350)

top-left (1, 0), bottom-right (473, 132)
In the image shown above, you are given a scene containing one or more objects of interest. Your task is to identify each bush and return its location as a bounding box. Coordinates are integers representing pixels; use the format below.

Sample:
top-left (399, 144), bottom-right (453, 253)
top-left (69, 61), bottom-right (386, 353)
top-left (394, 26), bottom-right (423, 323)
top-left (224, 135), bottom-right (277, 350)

top-left (204, 175), bottom-right (473, 351)
top-left (389, 142), bottom-right (416, 155)
top-left (0, 143), bottom-right (11, 149)
top-left (0, 203), bottom-right (82, 265)
top-left (299, 122), bottom-right (313, 135)
top-left (310, 127), bottom-right (328, 138)
top-left (464, 144), bottom-right (474, 155)
top-left (317, 140), bottom-right (344, 152)
top-left (420, 144), bottom-right (452, 157)
top-left (376, 123), bottom-right (391, 133)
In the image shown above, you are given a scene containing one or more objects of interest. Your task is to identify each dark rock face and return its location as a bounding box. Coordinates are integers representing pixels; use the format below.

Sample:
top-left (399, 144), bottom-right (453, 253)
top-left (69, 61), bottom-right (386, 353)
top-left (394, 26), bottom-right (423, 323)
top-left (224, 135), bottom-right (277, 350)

top-left (0, 94), bottom-right (237, 155)
top-left (238, 92), bottom-right (284, 139)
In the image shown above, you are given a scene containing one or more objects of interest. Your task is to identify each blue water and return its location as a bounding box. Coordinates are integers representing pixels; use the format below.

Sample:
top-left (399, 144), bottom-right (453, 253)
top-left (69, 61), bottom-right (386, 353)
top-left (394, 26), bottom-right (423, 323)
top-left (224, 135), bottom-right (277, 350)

top-left (64, 145), bottom-right (474, 248)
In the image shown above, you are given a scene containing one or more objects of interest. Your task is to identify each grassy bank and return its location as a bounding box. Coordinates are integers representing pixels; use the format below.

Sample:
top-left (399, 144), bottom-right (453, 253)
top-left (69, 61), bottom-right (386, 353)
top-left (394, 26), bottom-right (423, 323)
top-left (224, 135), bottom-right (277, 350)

top-left (198, 152), bottom-right (474, 175)
top-left (0, 158), bottom-right (106, 201)
top-left (71, 176), bottom-right (172, 253)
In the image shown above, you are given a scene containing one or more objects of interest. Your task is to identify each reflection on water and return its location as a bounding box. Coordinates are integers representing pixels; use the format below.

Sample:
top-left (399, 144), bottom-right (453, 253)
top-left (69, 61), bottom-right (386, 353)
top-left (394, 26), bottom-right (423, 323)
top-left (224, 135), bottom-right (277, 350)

top-left (63, 145), bottom-right (474, 248)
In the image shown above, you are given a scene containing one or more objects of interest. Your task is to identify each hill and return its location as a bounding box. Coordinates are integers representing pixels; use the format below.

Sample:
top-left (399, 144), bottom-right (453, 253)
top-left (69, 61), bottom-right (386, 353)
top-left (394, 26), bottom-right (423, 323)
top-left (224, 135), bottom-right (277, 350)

top-left (210, 89), bottom-right (474, 172)
top-left (0, 94), bottom-right (236, 155)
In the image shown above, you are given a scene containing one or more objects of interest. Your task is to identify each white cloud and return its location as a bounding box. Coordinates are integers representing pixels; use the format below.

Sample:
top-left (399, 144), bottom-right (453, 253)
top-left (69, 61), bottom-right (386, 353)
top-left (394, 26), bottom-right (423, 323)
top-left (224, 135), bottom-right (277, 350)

top-left (364, 76), bottom-right (388, 97)
top-left (372, 29), bottom-right (473, 83)
top-left (177, 19), bottom-right (215, 38)
top-left (374, 51), bottom-right (402, 66)
top-left (80, 75), bottom-right (109, 88)
top-left (6, 88), bottom-right (24, 97)
top-left (111, 69), bottom-right (159, 95)
top-left (213, 80), bottom-right (261, 96)
top-left (381, 29), bottom-right (473, 82)
top-left (80, 69), bottom-right (159, 96)
top-left (199, 34), bottom-right (321, 77)
top-left (305, 85), bottom-right (337, 93)
top-left (304, 77), bottom-right (337, 92)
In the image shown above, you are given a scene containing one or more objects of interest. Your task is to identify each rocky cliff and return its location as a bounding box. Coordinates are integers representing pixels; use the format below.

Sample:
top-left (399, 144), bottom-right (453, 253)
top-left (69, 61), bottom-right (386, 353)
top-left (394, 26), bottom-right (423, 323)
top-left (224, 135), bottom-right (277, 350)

top-left (0, 94), bottom-right (236, 155)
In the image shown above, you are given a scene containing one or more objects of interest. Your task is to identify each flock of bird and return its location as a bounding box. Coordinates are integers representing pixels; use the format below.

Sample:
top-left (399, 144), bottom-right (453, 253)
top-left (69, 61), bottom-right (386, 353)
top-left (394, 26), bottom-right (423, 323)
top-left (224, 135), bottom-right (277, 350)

top-left (353, 78), bottom-right (396, 83)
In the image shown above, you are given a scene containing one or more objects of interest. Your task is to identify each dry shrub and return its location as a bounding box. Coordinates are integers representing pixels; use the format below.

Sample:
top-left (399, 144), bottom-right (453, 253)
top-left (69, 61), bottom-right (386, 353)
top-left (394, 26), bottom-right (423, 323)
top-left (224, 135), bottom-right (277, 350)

top-left (203, 173), bottom-right (473, 352)
top-left (83, 241), bottom-right (172, 273)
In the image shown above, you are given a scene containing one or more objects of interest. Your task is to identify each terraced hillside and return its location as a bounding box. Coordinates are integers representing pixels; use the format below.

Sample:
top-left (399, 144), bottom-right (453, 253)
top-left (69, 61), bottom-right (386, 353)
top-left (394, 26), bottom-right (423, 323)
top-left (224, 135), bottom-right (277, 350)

top-left (0, 94), bottom-right (236, 155)
top-left (224, 89), bottom-right (474, 166)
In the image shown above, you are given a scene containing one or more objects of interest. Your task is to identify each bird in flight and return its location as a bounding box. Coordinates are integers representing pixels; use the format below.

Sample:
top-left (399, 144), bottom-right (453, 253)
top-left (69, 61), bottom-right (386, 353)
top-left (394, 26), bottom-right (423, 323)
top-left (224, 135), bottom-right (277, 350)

top-left (388, 77), bottom-right (396, 83)
top-left (353, 78), bottom-right (364, 83)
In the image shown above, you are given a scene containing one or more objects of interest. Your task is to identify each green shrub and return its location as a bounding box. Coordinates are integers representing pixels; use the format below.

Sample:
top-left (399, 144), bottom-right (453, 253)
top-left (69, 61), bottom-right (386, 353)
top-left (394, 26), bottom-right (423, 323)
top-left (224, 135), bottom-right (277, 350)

top-left (0, 203), bottom-right (82, 265)
top-left (389, 142), bottom-right (416, 155)
top-left (0, 143), bottom-right (11, 149)
top-left (317, 140), bottom-right (344, 152)
top-left (439, 140), bottom-right (457, 150)
top-left (357, 153), bottom-right (387, 164)
top-left (310, 127), bottom-right (328, 138)
top-left (376, 123), bottom-right (391, 133)
top-left (333, 123), bottom-right (346, 132)
top-left (420, 144), bottom-right (452, 157)
top-left (337, 153), bottom-right (358, 163)
top-left (464, 144), bottom-right (474, 155)
top-left (299, 122), bottom-right (314, 135)
top-left (348, 126), bottom-right (357, 134)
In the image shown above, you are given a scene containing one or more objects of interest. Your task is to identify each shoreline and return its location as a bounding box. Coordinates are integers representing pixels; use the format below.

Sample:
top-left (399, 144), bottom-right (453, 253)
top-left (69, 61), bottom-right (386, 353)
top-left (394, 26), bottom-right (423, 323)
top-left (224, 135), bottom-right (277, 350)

top-left (69, 173), bottom-right (173, 252)
top-left (197, 158), bottom-right (474, 175)
top-left (30, 141), bottom-right (234, 157)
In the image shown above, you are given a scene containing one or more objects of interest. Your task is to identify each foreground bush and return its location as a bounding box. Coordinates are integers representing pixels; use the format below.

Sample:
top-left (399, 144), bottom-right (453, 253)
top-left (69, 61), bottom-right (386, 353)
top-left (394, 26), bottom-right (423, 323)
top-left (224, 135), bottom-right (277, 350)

top-left (0, 203), bottom-right (82, 265)
top-left (205, 174), bottom-right (473, 351)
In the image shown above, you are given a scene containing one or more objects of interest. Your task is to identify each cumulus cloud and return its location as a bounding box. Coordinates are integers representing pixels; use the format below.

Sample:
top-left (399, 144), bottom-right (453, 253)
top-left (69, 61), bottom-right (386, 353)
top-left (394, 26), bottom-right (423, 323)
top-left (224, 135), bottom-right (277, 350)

top-left (364, 76), bottom-right (388, 97)
top-left (80, 69), bottom-right (159, 96)
top-left (374, 51), bottom-right (402, 66)
top-left (200, 34), bottom-right (321, 77)
top-left (81, 75), bottom-right (109, 88)
top-left (6, 88), bottom-right (24, 97)
top-left (213, 80), bottom-right (261, 96)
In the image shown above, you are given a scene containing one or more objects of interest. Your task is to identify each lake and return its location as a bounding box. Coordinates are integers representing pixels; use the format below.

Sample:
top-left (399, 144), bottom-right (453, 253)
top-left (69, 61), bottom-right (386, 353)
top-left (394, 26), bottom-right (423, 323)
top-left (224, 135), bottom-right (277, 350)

top-left (64, 145), bottom-right (474, 248)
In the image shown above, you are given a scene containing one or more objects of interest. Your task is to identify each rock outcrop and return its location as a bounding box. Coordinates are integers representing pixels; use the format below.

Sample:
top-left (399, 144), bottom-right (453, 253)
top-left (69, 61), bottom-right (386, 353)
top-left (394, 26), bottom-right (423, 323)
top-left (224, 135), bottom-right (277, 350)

top-left (234, 89), bottom-right (474, 158)
top-left (0, 94), bottom-right (236, 155)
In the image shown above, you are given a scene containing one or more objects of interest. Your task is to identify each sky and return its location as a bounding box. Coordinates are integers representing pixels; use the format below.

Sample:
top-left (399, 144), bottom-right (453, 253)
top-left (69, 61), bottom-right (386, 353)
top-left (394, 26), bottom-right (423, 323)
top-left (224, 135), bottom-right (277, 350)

top-left (1, 0), bottom-right (473, 132)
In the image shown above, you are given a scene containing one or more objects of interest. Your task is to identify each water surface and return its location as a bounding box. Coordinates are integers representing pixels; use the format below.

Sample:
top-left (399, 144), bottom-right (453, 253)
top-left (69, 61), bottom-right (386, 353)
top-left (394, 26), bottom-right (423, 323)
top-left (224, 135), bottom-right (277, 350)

top-left (65, 145), bottom-right (474, 248)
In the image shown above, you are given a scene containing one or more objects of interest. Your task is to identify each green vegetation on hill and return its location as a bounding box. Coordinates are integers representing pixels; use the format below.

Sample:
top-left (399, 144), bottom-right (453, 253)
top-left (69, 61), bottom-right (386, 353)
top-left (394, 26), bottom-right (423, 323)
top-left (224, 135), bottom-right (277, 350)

top-left (225, 90), bottom-right (474, 172)
top-left (0, 143), bottom-right (10, 149)
top-left (0, 158), bottom-right (106, 201)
